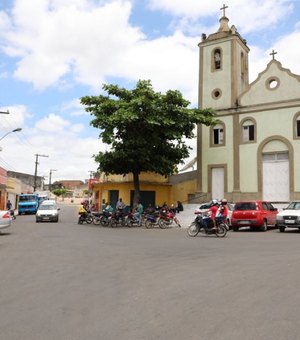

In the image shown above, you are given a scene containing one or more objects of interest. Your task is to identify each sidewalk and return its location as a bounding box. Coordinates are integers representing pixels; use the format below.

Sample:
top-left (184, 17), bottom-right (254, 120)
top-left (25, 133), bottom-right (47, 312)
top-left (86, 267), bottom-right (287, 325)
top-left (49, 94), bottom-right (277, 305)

top-left (175, 204), bottom-right (199, 228)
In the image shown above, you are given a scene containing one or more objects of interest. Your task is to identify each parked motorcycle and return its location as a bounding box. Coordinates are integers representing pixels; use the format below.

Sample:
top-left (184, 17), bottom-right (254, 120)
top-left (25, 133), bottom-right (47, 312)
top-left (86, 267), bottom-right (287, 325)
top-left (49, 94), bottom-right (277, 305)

top-left (187, 210), bottom-right (228, 237)
top-left (125, 212), bottom-right (141, 227)
top-left (158, 209), bottom-right (182, 228)
top-left (144, 211), bottom-right (161, 228)
top-left (109, 208), bottom-right (126, 227)
top-left (78, 212), bottom-right (93, 224)
top-left (98, 210), bottom-right (112, 226)
top-left (91, 211), bottom-right (103, 225)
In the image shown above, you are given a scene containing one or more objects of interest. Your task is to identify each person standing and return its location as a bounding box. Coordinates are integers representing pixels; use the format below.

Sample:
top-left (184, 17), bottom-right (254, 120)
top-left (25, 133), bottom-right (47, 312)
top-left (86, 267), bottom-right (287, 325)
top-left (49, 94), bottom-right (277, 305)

top-left (6, 199), bottom-right (12, 211)
top-left (116, 198), bottom-right (126, 210)
top-left (134, 201), bottom-right (144, 225)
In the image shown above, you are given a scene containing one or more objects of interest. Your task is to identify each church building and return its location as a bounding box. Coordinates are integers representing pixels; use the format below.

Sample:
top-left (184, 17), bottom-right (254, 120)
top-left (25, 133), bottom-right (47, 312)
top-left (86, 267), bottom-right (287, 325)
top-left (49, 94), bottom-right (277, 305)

top-left (196, 6), bottom-right (300, 203)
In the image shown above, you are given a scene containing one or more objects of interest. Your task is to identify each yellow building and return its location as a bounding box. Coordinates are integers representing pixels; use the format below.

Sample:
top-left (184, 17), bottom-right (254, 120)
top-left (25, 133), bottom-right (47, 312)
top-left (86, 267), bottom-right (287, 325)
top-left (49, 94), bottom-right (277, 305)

top-left (91, 171), bottom-right (197, 211)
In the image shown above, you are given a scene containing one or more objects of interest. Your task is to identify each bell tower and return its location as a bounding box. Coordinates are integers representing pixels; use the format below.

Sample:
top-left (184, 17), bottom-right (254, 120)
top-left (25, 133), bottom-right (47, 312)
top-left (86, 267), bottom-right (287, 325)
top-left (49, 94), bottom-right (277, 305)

top-left (198, 5), bottom-right (250, 110)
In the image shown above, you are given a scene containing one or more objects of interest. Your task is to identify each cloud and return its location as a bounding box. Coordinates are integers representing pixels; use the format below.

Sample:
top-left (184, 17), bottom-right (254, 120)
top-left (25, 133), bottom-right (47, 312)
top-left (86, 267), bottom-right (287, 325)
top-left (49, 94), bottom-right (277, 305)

top-left (1, 0), bottom-right (143, 90)
top-left (35, 113), bottom-right (70, 133)
top-left (0, 104), bottom-right (101, 180)
top-left (1, 0), bottom-right (298, 105)
top-left (148, 0), bottom-right (294, 34)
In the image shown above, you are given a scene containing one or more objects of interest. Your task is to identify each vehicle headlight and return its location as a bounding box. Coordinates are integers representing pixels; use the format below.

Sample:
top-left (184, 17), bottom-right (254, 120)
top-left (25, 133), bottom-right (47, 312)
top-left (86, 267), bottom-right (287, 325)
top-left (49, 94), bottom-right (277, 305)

top-left (276, 215), bottom-right (283, 221)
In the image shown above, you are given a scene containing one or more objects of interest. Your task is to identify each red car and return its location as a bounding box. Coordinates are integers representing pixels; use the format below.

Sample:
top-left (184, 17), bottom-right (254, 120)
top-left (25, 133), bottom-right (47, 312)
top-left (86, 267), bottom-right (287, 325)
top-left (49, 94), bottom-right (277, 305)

top-left (231, 201), bottom-right (278, 232)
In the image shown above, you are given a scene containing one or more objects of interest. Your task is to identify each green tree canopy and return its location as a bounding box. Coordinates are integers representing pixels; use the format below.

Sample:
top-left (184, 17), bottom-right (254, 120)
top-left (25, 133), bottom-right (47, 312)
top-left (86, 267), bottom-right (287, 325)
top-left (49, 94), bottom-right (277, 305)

top-left (81, 80), bottom-right (216, 203)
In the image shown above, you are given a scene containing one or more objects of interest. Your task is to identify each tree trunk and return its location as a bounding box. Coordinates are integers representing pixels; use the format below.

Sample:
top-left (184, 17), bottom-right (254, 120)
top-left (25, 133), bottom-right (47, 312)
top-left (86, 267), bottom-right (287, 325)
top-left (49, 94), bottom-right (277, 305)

top-left (132, 171), bottom-right (140, 204)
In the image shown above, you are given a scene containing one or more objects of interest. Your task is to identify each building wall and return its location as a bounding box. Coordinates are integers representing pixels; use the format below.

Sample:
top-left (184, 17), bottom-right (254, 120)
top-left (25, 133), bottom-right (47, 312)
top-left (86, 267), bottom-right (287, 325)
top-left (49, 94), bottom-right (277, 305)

top-left (93, 181), bottom-right (172, 210)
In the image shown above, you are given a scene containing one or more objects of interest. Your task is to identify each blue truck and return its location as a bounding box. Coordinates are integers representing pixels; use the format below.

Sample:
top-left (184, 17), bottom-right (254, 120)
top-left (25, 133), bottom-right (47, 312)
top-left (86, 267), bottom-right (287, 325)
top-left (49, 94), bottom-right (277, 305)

top-left (18, 194), bottom-right (39, 215)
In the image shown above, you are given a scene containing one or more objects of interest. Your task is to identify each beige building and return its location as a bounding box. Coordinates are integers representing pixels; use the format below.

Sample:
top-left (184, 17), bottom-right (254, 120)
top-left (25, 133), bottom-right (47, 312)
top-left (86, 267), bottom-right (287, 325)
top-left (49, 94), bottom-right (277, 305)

top-left (196, 12), bottom-right (300, 203)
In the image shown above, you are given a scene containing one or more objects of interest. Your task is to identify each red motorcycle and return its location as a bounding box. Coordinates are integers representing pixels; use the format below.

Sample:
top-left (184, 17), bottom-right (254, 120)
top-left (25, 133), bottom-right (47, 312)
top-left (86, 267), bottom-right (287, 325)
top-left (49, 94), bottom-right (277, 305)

top-left (158, 209), bottom-right (182, 228)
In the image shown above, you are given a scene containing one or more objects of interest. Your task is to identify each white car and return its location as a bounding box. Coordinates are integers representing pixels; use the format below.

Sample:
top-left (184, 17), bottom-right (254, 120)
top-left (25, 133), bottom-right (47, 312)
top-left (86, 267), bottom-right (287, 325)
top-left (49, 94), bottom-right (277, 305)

top-left (36, 202), bottom-right (60, 223)
top-left (0, 210), bottom-right (12, 231)
top-left (276, 201), bottom-right (300, 232)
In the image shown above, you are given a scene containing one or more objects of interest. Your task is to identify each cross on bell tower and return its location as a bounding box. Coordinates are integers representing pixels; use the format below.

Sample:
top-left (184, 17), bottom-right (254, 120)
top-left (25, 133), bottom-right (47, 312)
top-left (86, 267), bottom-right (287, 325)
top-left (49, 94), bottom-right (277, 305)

top-left (220, 4), bottom-right (228, 17)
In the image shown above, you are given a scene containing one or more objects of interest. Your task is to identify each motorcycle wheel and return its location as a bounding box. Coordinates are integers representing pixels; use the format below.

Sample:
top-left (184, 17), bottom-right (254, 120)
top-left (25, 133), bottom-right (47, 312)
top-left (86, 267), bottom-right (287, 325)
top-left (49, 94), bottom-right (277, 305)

top-left (110, 218), bottom-right (118, 228)
top-left (215, 224), bottom-right (227, 238)
top-left (158, 219), bottom-right (167, 229)
top-left (187, 222), bottom-right (199, 237)
top-left (78, 218), bottom-right (83, 225)
top-left (86, 216), bottom-right (93, 224)
top-left (100, 216), bottom-right (109, 226)
top-left (145, 220), bottom-right (153, 229)
top-left (93, 217), bottom-right (101, 225)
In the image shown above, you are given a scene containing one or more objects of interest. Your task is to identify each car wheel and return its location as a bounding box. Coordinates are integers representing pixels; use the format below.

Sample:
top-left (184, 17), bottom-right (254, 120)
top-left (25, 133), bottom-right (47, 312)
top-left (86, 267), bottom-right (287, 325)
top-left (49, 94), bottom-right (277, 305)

top-left (260, 220), bottom-right (268, 232)
top-left (279, 226), bottom-right (285, 233)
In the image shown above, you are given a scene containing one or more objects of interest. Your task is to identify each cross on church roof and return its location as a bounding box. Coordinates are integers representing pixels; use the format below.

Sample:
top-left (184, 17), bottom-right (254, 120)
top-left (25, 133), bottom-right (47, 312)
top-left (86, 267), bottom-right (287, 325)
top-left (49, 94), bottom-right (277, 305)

top-left (270, 49), bottom-right (277, 60)
top-left (220, 4), bottom-right (228, 17)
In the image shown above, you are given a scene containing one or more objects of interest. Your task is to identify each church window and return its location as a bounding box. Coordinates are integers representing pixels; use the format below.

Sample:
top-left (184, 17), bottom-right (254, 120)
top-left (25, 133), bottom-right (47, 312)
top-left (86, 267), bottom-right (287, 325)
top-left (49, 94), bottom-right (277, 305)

top-left (266, 76), bottom-right (280, 90)
top-left (212, 88), bottom-right (222, 99)
top-left (211, 122), bottom-right (225, 146)
top-left (297, 120), bottom-right (300, 137)
top-left (294, 114), bottom-right (300, 139)
top-left (241, 52), bottom-right (245, 79)
top-left (241, 118), bottom-right (256, 143)
top-left (212, 48), bottom-right (222, 71)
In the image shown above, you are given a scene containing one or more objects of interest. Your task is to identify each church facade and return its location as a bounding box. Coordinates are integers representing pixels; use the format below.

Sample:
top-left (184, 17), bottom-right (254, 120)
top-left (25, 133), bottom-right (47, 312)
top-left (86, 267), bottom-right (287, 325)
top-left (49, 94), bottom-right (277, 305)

top-left (196, 12), bottom-right (300, 203)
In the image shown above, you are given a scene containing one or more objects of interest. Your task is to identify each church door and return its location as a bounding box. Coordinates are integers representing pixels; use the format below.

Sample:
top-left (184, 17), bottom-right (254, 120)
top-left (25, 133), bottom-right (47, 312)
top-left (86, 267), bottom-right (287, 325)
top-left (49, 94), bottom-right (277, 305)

top-left (263, 153), bottom-right (289, 201)
top-left (211, 167), bottom-right (224, 200)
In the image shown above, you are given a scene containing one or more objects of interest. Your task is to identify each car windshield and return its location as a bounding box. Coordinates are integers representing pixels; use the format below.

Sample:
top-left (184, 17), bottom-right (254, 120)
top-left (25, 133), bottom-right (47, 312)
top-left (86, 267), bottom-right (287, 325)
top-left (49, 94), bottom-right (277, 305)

top-left (39, 205), bottom-right (57, 210)
top-left (20, 196), bottom-right (37, 202)
top-left (234, 202), bottom-right (257, 211)
top-left (286, 202), bottom-right (300, 210)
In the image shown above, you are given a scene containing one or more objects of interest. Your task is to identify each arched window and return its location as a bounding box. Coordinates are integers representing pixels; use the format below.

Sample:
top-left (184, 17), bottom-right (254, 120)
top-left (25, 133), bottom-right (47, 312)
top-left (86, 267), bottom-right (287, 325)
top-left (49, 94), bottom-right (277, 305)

top-left (213, 48), bottom-right (222, 70)
top-left (241, 118), bottom-right (256, 143)
top-left (241, 52), bottom-right (245, 79)
top-left (293, 113), bottom-right (300, 139)
top-left (211, 122), bottom-right (225, 146)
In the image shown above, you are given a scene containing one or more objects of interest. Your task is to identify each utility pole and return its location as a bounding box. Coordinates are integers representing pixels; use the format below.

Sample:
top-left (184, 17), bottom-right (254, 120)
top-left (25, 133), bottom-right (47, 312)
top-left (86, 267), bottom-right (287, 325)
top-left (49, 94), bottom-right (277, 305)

top-left (49, 169), bottom-right (57, 192)
top-left (33, 154), bottom-right (49, 192)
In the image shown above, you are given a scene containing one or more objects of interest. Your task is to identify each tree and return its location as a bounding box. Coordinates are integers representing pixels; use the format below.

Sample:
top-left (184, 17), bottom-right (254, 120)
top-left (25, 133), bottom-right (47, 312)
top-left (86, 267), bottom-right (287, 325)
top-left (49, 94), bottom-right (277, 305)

top-left (52, 188), bottom-right (67, 201)
top-left (81, 80), bottom-right (216, 204)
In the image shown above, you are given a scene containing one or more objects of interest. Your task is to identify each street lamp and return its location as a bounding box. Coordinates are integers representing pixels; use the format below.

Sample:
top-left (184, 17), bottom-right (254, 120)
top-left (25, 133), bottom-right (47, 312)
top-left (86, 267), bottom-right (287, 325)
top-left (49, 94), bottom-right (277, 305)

top-left (33, 154), bottom-right (49, 191)
top-left (0, 128), bottom-right (22, 142)
top-left (49, 169), bottom-right (57, 192)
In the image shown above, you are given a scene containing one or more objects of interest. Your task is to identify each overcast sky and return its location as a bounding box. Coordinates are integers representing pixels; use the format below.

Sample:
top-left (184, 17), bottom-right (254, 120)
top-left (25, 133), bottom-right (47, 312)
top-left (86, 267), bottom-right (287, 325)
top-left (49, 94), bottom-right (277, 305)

top-left (0, 0), bottom-right (299, 183)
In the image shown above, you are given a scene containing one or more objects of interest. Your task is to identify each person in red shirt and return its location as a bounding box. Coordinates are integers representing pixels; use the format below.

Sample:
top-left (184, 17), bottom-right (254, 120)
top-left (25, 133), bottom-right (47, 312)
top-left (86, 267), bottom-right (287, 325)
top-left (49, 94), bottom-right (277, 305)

top-left (208, 199), bottom-right (219, 229)
top-left (219, 199), bottom-right (228, 219)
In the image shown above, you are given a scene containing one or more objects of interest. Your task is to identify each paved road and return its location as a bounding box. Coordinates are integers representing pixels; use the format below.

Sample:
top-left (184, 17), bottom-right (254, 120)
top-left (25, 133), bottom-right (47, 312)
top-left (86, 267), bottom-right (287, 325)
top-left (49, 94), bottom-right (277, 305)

top-left (0, 202), bottom-right (299, 340)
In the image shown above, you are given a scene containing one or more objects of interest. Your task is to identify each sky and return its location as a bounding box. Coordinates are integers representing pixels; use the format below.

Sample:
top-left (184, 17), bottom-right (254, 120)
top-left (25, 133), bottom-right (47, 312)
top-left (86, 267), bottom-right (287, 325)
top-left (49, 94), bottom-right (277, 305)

top-left (0, 0), bottom-right (300, 183)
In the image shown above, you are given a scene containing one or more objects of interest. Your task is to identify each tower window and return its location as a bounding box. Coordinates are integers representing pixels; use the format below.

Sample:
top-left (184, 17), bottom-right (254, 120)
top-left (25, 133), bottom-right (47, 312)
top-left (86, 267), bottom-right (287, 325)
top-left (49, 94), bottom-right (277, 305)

top-left (212, 88), bottom-right (222, 99)
top-left (211, 123), bottom-right (225, 146)
top-left (241, 52), bottom-right (245, 79)
top-left (213, 128), bottom-right (223, 144)
top-left (212, 48), bottom-right (222, 70)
